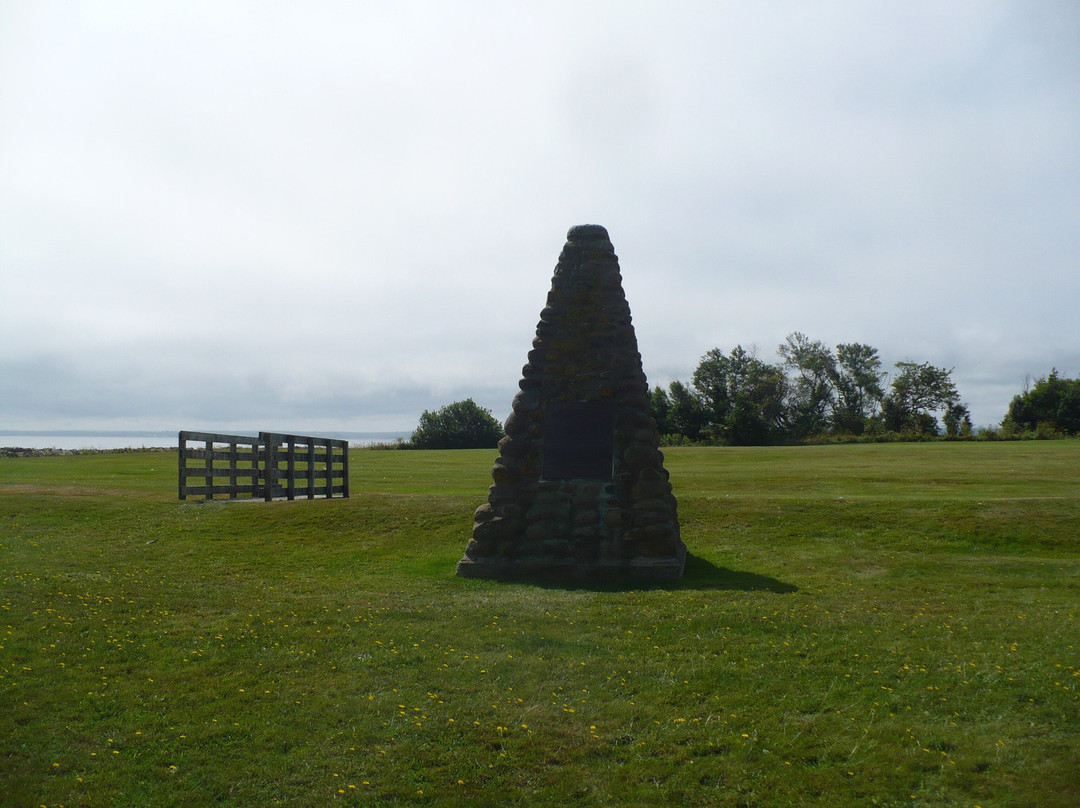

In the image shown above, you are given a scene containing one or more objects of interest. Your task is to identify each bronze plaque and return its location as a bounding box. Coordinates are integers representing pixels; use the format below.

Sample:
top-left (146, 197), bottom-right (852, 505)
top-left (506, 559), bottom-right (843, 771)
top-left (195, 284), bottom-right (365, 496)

top-left (541, 401), bottom-right (615, 479)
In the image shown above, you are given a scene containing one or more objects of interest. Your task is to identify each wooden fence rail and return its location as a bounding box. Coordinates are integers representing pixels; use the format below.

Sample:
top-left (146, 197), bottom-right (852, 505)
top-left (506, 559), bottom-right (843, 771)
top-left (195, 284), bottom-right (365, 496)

top-left (178, 430), bottom-right (349, 501)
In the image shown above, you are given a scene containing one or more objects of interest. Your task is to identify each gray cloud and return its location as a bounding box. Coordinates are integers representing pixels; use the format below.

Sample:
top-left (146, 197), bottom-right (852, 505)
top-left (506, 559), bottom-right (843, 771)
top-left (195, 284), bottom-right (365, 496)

top-left (2, 1), bottom-right (1077, 432)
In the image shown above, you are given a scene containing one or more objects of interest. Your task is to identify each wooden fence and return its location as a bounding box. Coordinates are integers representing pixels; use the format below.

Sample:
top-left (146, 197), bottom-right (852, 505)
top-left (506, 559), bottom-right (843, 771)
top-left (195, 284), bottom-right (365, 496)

top-left (178, 431), bottom-right (349, 501)
top-left (261, 432), bottom-right (350, 501)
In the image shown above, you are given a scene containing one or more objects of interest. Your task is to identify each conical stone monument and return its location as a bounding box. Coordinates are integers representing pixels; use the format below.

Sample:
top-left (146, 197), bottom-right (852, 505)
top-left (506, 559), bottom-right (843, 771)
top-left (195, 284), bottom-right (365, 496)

top-left (456, 224), bottom-right (685, 583)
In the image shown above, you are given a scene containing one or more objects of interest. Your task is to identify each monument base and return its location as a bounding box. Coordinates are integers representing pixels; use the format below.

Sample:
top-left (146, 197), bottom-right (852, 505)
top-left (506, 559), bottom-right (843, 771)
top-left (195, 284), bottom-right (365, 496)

top-left (456, 545), bottom-right (686, 585)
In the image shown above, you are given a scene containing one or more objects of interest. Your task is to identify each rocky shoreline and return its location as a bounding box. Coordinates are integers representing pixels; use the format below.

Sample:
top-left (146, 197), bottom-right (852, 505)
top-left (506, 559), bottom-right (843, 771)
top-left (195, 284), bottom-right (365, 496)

top-left (0, 446), bottom-right (173, 458)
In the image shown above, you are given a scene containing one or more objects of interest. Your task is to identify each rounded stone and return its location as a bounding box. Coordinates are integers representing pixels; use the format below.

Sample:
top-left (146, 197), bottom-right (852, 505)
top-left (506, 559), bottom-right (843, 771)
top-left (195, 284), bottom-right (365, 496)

top-left (491, 463), bottom-right (518, 486)
top-left (572, 482), bottom-right (602, 501)
top-left (631, 503), bottom-right (674, 527)
top-left (628, 521), bottom-right (676, 539)
top-left (512, 388), bottom-right (540, 413)
top-left (566, 224), bottom-right (612, 249)
top-left (532, 490), bottom-right (572, 506)
top-left (487, 483), bottom-right (520, 505)
top-left (632, 427), bottom-right (659, 443)
top-left (603, 508), bottom-right (626, 528)
top-left (527, 501), bottom-right (571, 521)
top-left (573, 510), bottom-right (600, 526)
top-left (499, 503), bottom-right (523, 520)
top-left (540, 539), bottom-right (570, 558)
top-left (633, 479), bottom-right (671, 500)
top-left (637, 536), bottom-right (676, 558)
top-left (526, 521), bottom-right (568, 542)
top-left (503, 411), bottom-right (527, 436)
top-left (623, 443), bottom-right (660, 470)
top-left (572, 524), bottom-right (603, 540)
top-left (463, 539), bottom-right (483, 556)
top-left (474, 516), bottom-right (518, 542)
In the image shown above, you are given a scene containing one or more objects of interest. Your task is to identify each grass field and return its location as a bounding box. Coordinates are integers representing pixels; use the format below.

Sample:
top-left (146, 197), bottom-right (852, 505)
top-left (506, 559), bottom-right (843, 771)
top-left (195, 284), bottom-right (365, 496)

top-left (2, 441), bottom-right (1078, 807)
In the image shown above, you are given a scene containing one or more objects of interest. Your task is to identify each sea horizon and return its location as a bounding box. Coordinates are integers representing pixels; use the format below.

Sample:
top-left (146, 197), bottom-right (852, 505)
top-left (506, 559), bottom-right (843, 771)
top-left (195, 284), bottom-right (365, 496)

top-left (0, 429), bottom-right (411, 451)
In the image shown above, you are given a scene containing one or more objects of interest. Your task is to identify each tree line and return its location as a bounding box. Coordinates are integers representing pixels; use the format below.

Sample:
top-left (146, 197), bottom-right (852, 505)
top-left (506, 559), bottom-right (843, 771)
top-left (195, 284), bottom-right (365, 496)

top-left (649, 332), bottom-right (971, 445)
top-left (404, 336), bottom-right (1079, 448)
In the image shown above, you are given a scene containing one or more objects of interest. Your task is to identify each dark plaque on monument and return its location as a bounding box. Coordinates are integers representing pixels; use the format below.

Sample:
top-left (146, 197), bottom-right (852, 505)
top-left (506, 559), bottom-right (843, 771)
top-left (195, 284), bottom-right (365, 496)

top-left (456, 224), bottom-right (685, 583)
top-left (541, 401), bottom-right (615, 480)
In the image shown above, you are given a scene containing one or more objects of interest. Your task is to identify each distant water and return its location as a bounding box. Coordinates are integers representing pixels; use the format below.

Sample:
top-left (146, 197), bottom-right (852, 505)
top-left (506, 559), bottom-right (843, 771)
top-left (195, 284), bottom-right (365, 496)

top-left (0, 431), bottom-right (410, 451)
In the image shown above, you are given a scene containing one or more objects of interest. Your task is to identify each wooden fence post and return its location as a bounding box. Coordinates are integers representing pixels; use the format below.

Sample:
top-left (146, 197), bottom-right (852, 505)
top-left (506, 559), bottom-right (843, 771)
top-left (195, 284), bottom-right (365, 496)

top-left (262, 433), bottom-right (275, 501)
top-left (178, 431), bottom-right (186, 500)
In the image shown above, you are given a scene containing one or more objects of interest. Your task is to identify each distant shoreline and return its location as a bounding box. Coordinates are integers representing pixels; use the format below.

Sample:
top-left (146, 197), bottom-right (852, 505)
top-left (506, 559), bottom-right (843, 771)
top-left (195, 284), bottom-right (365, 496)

top-left (1, 446), bottom-right (176, 458)
top-left (0, 430), bottom-right (411, 452)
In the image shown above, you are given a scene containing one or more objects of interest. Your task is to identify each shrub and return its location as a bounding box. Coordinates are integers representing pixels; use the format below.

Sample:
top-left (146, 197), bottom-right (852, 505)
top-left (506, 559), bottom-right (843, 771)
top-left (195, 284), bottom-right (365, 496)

top-left (409, 398), bottom-right (503, 449)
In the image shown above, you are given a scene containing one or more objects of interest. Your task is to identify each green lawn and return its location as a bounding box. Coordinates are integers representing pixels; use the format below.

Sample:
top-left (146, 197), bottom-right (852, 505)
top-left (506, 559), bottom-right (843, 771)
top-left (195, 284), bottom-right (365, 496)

top-left (2, 442), bottom-right (1078, 806)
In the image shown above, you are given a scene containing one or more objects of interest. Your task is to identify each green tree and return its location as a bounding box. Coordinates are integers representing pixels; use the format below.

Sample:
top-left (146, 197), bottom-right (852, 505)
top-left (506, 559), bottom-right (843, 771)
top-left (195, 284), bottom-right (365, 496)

top-left (693, 346), bottom-right (787, 445)
top-left (880, 361), bottom-right (960, 435)
top-left (691, 348), bottom-right (733, 428)
top-left (649, 385), bottom-right (673, 435)
top-left (650, 382), bottom-right (709, 441)
top-left (833, 342), bottom-right (885, 434)
top-left (409, 399), bottom-right (503, 449)
top-left (943, 402), bottom-right (972, 437)
top-left (667, 380), bottom-right (710, 441)
top-left (777, 332), bottom-right (836, 439)
top-left (1006, 370), bottom-right (1080, 435)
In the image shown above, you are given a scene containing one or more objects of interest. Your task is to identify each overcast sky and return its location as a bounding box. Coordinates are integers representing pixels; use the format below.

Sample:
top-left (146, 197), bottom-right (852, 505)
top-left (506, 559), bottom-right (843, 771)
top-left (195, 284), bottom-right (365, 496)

top-left (2, 1), bottom-right (1077, 434)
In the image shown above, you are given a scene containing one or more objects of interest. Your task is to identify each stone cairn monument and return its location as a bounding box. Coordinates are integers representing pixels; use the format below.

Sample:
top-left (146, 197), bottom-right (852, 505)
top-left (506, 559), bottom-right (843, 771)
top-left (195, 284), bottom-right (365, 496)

top-left (456, 224), bottom-right (685, 583)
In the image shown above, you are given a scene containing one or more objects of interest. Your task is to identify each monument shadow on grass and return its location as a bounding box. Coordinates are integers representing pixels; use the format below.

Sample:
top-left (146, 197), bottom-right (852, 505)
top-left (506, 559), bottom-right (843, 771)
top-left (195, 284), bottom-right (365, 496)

top-left (511, 553), bottom-right (796, 594)
top-left (681, 553), bottom-right (797, 593)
